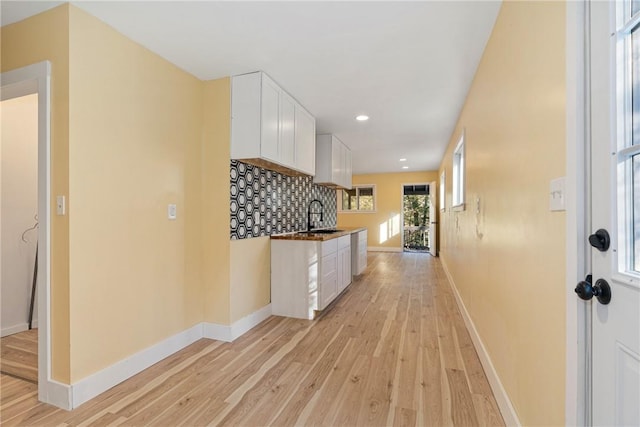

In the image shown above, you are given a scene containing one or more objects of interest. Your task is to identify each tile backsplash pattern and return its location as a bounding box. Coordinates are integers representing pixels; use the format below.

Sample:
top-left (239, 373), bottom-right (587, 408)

top-left (230, 160), bottom-right (337, 239)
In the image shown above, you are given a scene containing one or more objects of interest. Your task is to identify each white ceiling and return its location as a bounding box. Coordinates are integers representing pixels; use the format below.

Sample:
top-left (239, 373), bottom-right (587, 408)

top-left (1, 1), bottom-right (501, 174)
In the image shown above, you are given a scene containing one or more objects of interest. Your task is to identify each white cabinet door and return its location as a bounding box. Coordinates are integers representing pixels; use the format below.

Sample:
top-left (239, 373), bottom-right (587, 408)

top-left (338, 247), bottom-right (351, 292)
top-left (295, 107), bottom-right (316, 175)
top-left (319, 252), bottom-right (337, 310)
top-left (337, 235), bottom-right (351, 293)
top-left (314, 134), bottom-right (352, 188)
top-left (353, 229), bottom-right (367, 275)
top-left (331, 136), bottom-right (341, 184)
top-left (232, 72), bottom-right (316, 176)
top-left (279, 92), bottom-right (295, 167)
top-left (358, 250), bottom-right (367, 274)
top-left (343, 144), bottom-right (352, 189)
top-left (261, 78), bottom-right (280, 162)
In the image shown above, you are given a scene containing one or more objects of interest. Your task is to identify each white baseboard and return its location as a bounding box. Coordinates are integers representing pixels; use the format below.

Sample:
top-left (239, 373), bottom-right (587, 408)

top-left (203, 322), bottom-right (232, 342)
top-left (204, 304), bottom-right (272, 342)
top-left (230, 304), bottom-right (272, 340)
top-left (1, 320), bottom-right (40, 337)
top-left (36, 305), bottom-right (273, 410)
top-left (440, 258), bottom-right (521, 427)
top-left (367, 246), bottom-right (402, 253)
top-left (70, 323), bottom-right (203, 409)
top-left (1, 323), bottom-right (29, 337)
top-left (41, 379), bottom-right (72, 411)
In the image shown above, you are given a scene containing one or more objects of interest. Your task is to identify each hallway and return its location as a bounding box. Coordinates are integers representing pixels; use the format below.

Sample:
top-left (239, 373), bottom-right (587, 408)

top-left (1, 253), bottom-right (503, 426)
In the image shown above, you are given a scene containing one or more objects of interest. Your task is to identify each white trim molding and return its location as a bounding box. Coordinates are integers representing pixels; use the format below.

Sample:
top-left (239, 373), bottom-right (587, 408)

top-left (1, 61), bottom-right (54, 410)
top-left (367, 246), bottom-right (402, 253)
top-left (70, 323), bottom-right (203, 409)
top-left (204, 304), bottom-right (272, 342)
top-left (1, 322), bottom-right (38, 338)
top-left (565, 1), bottom-right (589, 425)
top-left (2, 324), bottom-right (30, 338)
top-left (440, 258), bottom-right (522, 427)
top-left (49, 304), bottom-right (273, 410)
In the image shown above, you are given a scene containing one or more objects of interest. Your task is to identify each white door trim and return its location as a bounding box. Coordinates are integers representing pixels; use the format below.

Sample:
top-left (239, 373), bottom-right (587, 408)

top-left (565, 2), bottom-right (590, 425)
top-left (0, 61), bottom-right (66, 407)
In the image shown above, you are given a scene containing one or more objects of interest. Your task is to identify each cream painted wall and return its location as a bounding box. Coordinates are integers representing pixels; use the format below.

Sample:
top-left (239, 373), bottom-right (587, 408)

top-left (438, 2), bottom-right (566, 425)
top-left (338, 171), bottom-right (438, 249)
top-left (230, 237), bottom-right (271, 323)
top-left (1, 94), bottom-right (39, 335)
top-left (67, 6), bottom-right (204, 381)
top-left (1, 4), bottom-right (71, 382)
top-left (202, 78), bottom-right (232, 325)
top-left (0, 5), bottom-right (241, 385)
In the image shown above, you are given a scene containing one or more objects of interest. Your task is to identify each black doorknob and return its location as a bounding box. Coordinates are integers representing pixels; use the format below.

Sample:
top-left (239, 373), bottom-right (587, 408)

top-left (588, 229), bottom-right (610, 252)
top-left (575, 276), bottom-right (611, 305)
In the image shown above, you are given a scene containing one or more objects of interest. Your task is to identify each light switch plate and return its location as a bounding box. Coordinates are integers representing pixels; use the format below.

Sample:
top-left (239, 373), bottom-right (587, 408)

top-left (56, 195), bottom-right (66, 216)
top-left (549, 177), bottom-right (566, 212)
top-left (168, 204), bottom-right (177, 220)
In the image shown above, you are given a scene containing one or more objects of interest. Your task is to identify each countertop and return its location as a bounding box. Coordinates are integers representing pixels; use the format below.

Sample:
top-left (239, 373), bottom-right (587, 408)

top-left (270, 226), bottom-right (367, 241)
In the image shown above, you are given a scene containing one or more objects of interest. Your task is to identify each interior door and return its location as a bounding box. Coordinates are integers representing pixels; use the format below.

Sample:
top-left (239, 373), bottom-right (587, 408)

top-left (585, 1), bottom-right (640, 425)
top-left (429, 181), bottom-right (437, 256)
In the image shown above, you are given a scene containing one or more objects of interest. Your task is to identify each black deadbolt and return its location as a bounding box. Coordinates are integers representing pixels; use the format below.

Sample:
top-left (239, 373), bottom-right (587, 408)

top-left (575, 276), bottom-right (611, 305)
top-left (588, 229), bottom-right (610, 252)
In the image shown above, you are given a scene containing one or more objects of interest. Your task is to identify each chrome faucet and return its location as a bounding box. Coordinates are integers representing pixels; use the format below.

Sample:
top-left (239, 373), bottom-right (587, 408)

top-left (307, 199), bottom-right (324, 231)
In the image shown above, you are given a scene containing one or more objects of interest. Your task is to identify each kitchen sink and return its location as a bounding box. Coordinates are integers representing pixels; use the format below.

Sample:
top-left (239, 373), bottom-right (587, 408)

top-left (300, 229), bottom-right (344, 234)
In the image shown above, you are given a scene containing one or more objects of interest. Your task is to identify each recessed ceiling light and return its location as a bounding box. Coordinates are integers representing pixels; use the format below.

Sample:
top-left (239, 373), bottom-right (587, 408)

top-left (356, 115), bottom-right (369, 121)
top-left (402, 166), bottom-right (409, 169)
top-left (399, 158), bottom-right (407, 162)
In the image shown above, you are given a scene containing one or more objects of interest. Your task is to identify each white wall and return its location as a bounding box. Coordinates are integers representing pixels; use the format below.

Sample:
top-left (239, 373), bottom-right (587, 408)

top-left (1, 93), bottom-right (39, 336)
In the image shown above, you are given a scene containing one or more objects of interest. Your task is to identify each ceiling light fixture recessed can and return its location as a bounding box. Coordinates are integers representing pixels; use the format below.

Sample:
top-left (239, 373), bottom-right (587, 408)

top-left (399, 158), bottom-right (407, 162)
top-left (402, 166), bottom-right (409, 169)
top-left (356, 115), bottom-right (369, 121)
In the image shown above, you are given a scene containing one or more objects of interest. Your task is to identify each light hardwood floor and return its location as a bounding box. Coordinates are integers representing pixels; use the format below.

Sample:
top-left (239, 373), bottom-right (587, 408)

top-left (1, 328), bottom-right (38, 383)
top-left (0, 252), bottom-right (504, 426)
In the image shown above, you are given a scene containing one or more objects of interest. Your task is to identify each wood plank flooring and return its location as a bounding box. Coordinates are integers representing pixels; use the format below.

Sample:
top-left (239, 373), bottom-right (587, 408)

top-left (0, 252), bottom-right (504, 426)
top-left (1, 328), bottom-right (38, 383)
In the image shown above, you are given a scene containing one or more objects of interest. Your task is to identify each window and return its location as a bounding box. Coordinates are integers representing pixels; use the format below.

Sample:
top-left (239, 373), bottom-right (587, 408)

top-left (617, 3), bottom-right (640, 274)
top-left (340, 185), bottom-right (376, 212)
top-left (439, 170), bottom-right (446, 211)
top-left (452, 131), bottom-right (465, 209)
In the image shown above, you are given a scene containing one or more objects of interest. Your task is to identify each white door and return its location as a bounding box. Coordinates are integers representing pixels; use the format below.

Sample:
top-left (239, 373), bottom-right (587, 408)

top-left (587, 1), bottom-right (640, 424)
top-left (429, 181), bottom-right (437, 256)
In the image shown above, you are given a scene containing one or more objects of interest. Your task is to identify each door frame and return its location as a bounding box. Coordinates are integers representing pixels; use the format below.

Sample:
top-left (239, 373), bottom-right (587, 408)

top-left (399, 182), bottom-right (431, 252)
top-left (428, 181), bottom-right (437, 257)
top-left (566, 1), bottom-right (592, 425)
top-left (1, 61), bottom-right (58, 406)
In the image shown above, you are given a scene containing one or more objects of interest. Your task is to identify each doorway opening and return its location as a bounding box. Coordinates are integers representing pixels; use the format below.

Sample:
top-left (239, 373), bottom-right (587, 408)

top-left (0, 61), bottom-right (52, 406)
top-left (402, 184), bottom-right (430, 253)
top-left (0, 93), bottom-right (39, 384)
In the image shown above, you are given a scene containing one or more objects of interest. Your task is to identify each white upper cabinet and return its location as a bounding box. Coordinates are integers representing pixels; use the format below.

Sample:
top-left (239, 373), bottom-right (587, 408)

top-left (294, 107), bottom-right (316, 176)
top-left (314, 134), bottom-right (353, 189)
top-left (231, 71), bottom-right (316, 176)
top-left (260, 77), bottom-right (280, 162)
top-left (279, 92), bottom-right (296, 167)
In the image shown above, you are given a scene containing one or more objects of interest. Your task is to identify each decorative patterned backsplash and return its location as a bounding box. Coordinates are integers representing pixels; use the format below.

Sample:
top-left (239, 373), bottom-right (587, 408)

top-left (230, 160), bottom-right (337, 240)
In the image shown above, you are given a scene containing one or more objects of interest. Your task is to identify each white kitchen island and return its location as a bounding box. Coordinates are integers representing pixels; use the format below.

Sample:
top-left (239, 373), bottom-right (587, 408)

top-left (270, 227), bottom-right (367, 320)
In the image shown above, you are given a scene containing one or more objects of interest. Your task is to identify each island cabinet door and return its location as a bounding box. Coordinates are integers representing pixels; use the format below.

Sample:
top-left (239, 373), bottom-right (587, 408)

top-left (318, 252), bottom-right (338, 310)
